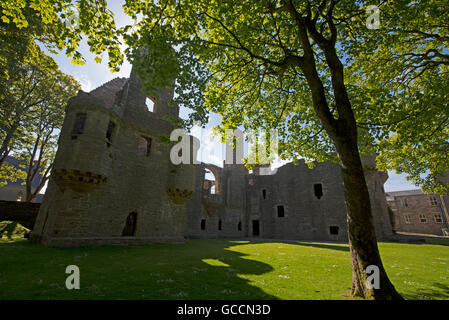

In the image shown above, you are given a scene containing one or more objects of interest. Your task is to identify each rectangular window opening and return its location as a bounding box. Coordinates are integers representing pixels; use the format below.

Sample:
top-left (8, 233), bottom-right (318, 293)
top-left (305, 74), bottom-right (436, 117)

top-left (404, 214), bottom-right (412, 224)
top-left (72, 113), bottom-right (87, 138)
top-left (145, 97), bottom-right (158, 113)
top-left (314, 183), bottom-right (323, 199)
top-left (419, 214), bottom-right (427, 223)
top-left (277, 205), bottom-right (285, 218)
top-left (402, 198), bottom-right (408, 207)
top-left (106, 121), bottom-right (116, 147)
top-left (329, 226), bottom-right (339, 235)
top-left (430, 196), bottom-right (438, 206)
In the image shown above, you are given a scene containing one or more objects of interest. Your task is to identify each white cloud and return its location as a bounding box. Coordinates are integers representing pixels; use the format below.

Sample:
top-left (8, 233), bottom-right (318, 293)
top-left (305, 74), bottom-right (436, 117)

top-left (74, 73), bottom-right (93, 92)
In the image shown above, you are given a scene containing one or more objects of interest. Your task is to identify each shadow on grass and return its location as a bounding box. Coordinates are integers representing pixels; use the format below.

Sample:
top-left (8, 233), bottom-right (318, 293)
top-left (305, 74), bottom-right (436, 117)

top-left (0, 238), bottom-right (277, 300)
top-left (293, 242), bottom-right (349, 252)
top-left (241, 239), bottom-right (350, 252)
top-left (401, 282), bottom-right (449, 300)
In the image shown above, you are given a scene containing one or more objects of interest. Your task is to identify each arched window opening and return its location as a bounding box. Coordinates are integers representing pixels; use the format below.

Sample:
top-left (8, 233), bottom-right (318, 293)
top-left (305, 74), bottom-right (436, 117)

top-left (138, 136), bottom-right (152, 157)
top-left (122, 212), bottom-right (137, 236)
top-left (204, 167), bottom-right (220, 195)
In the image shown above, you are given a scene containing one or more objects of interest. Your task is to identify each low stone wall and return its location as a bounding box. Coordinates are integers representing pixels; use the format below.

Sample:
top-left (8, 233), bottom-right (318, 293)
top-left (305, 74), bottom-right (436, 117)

top-left (0, 200), bottom-right (40, 229)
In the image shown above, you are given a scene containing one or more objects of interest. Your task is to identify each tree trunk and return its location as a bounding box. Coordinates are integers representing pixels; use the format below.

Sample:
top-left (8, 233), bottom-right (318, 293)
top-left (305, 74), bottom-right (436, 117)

top-left (334, 135), bottom-right (403, 300)
top-left (0, 119), bottom-right (21, 168)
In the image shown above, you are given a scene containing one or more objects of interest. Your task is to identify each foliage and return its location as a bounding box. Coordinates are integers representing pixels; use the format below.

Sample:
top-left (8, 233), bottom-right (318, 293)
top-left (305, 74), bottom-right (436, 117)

top-left (0, 221), bottom-right (29, 239)
top-left (0, 25), bottom-right (80, 199)
top-left (0, 0), bottom-right (123, 70)
top-left (1, 1), bottom-right (447, 193)
top-left (344, 0), bottom-right (449, 194)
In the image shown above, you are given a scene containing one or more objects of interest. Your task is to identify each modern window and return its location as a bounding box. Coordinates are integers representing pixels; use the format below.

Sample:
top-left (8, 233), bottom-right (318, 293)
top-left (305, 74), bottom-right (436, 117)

top-left (401, 198), bottom-right (408, 207)
top-left (419, 214), bottom-right (427, 223)
top-left (430, 196), bottom-right (438, 206)
top-left (277, 205), bottom-right (285, 218)
top-left (314, 183), bottom-right (323, 199)
top-left (404, 214), bottom-right (412, 224)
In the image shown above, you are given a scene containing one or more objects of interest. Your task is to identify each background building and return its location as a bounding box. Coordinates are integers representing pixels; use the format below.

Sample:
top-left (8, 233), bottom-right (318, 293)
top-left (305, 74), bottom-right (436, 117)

top-left (386, 190), bottom-right (449, 236)
top-left (0, 156), bottom-right (44, 203)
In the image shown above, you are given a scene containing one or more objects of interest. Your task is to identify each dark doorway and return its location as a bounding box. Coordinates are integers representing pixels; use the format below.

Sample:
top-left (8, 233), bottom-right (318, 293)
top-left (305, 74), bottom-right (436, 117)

top-left (121, 212), bottom-right (137, 236)
top-left (252, 220), bottom-right (260, 236)
top-left (314, 183), bottom-right (323, 199)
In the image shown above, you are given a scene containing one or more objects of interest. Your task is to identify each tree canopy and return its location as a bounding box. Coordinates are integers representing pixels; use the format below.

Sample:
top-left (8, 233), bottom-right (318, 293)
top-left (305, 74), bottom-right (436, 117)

top-left (2, 0), bottom-right (448, 299)
top-left (0, 23), bottom-right (80, 196)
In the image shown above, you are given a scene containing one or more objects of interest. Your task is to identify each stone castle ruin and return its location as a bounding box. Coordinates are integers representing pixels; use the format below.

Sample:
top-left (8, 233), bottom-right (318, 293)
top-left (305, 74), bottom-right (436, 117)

top-left (30, 70), bottom-right (393, 246)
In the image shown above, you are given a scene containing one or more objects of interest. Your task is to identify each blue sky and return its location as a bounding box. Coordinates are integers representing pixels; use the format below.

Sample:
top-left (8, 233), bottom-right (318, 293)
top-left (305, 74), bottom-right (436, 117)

top-left (43, 1), bottom-right (418, 193)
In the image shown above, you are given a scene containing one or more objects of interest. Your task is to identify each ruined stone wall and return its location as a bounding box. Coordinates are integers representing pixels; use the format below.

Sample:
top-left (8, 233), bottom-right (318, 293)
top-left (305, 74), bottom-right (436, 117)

top-left (247, 160), bottom-right (349, 241)
top-left (29, 68), bottom-right (394, 246)
top-left (186, 157), bottom-right (393, 242)
top-left (31, 71), bottom-right (194, 247)
top-left (185, 163), bottom-right (247, 238)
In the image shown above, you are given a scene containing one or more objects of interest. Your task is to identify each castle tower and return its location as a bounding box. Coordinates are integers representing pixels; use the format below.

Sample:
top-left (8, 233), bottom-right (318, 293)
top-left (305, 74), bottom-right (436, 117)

top-left (30, 69), bottom-right (196, 247)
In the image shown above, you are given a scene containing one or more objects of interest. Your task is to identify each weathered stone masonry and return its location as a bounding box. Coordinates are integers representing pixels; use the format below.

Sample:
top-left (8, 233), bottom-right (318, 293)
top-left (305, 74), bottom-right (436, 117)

top-left (30, 71), bottom-right (196, 247)
top-left (30, 71), bottom-right (394, 246)
top-left (186, 156), bottom-right (394, 242)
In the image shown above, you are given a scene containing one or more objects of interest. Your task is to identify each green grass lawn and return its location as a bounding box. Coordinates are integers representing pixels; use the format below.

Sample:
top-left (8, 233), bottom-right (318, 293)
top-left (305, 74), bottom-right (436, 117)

top-left (0, 237), bottom-right (448, 300)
